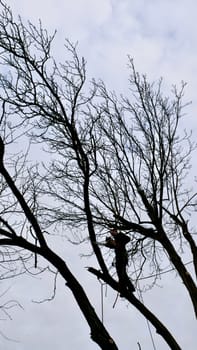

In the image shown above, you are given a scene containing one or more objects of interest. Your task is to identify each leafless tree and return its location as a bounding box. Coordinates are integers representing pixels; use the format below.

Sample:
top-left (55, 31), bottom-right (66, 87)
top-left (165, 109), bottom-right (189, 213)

top-left (0, 1), bottom-right (196, 349)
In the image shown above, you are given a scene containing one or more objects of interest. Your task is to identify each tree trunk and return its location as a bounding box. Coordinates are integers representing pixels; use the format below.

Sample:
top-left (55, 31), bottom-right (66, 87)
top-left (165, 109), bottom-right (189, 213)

top-left (42, 247), bottom-right (119, 350)
top-left (162, 236), bottom-right (197, 318)
top-left (88, 267), bottom-right (182, 350)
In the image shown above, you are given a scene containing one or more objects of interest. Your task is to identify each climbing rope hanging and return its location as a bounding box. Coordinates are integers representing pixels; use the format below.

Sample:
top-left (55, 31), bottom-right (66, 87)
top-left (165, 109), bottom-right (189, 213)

top-left (99, 280), bottom-right (105, 323)
top-left (133, 260), bottom-right (157, 350)
top-left (99, 280), bottom-right (109, 323)
top-left (101, 281), bottom-right (104, 323)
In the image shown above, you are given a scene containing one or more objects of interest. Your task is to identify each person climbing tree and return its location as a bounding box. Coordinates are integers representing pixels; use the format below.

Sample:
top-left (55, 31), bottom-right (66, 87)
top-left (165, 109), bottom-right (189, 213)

top-left (105, 228), bottom-right (135, 294)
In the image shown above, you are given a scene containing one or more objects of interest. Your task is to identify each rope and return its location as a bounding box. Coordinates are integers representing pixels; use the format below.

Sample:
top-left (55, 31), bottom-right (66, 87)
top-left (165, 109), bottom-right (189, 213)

top-left (137, 260), bottom-right (192, 281)
top-left (101, 282), bottom-right (104, 323)
top-left (133, 260), bottom-right (157, 350)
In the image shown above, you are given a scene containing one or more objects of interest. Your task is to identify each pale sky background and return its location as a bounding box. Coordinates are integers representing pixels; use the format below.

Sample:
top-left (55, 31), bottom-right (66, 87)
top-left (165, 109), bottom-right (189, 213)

top-left (0, 1), bottom-right (197, 349)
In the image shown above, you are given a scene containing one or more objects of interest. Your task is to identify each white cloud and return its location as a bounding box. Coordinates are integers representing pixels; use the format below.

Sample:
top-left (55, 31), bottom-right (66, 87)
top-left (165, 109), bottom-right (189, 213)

top-left (1, 0), bottom-right (197, 349)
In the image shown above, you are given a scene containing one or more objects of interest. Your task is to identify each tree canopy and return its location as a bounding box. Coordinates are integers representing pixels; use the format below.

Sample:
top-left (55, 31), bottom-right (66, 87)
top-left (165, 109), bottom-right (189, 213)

top-left (0, 1), bottom-right (196, 349)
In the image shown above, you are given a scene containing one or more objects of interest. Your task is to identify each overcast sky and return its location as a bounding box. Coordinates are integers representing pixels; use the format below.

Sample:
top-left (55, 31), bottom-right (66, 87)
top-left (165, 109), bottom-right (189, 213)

top-left (1, 1), bottom-right (197, 349)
